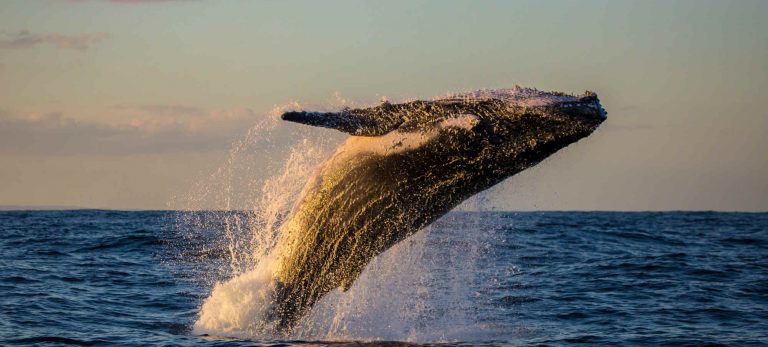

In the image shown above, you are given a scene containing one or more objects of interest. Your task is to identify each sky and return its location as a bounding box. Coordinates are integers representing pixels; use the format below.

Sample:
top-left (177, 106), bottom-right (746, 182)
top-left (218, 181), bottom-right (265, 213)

top-left (0, 0), bottom-right (766, 211)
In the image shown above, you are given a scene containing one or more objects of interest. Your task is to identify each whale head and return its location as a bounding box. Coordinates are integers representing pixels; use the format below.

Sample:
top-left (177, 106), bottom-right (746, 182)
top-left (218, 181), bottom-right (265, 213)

top-left (281, 86), bottom-right (606, 173)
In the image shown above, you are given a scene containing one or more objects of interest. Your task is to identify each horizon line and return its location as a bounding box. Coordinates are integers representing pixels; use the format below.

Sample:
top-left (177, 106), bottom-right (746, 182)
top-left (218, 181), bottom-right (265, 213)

top-left (1, 206), bottom-right (766, 214)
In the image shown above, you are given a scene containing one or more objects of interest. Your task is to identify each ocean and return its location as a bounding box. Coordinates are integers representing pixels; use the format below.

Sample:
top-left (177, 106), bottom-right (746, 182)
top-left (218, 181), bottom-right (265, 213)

top-left (1, 210), bottom-right (766, 346)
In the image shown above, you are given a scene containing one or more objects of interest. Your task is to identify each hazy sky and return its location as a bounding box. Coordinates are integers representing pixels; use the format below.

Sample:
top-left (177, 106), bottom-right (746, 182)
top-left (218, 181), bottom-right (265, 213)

top-left (0, 0), bottom-right (766, 211)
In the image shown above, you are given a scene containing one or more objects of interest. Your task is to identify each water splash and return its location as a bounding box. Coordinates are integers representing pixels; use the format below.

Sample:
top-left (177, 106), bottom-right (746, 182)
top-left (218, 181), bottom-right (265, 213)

top-left (189, 130), bottom-right (336, 337)
top-left (191, 215), bottom-right (498, 342)
top-left (174, 96), bottom-right (510, 342)
top-left (170, 102), bottom-right (341, 284)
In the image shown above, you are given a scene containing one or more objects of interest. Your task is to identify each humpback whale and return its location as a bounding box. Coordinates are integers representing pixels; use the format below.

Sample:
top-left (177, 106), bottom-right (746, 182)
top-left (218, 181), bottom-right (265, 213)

top-left (267, 86), bottom-right (606, 333)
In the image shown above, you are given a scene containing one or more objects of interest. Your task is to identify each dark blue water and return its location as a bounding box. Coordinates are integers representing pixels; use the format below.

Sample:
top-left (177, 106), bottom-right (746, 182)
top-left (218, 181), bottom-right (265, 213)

top-left (1, 211), bottom-right (766, 346)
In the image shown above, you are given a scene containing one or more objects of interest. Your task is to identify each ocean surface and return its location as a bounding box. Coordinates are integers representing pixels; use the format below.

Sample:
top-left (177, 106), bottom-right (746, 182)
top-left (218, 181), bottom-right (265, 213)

top-left (1, 210), bottom-right (766, 346)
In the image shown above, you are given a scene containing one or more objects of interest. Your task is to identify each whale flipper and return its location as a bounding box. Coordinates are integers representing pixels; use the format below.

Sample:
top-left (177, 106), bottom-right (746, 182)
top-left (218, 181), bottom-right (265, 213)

top-left (281, 102), bottom-right (405, 136)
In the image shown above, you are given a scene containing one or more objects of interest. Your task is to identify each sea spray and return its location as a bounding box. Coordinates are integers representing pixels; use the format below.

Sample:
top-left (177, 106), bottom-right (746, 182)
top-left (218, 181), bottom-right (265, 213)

top-left (174, 98), bottom-right (500, 341)
top-left (194, 258), bottom-right (279, 336)
top-left (171, 102), bottom-right (342, 286)
top-left (190, 133), bottom-right (337, 338)
top-left (192, 211), bottom-right (499, 342)
top-left (175, 87), bottom-right (605, 341)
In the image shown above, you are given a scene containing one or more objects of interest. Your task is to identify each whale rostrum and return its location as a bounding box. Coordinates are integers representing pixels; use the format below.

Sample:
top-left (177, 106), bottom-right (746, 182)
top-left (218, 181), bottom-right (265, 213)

top-left (268, 87), bottom-right (606, 333)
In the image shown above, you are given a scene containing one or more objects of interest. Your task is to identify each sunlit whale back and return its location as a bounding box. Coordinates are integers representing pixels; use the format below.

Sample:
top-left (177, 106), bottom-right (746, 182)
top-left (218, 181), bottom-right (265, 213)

top-left (269, 86), bottom-right (606, 332)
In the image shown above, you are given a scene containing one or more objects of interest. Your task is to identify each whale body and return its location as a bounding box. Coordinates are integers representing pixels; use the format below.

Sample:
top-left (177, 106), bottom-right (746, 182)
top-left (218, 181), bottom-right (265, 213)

top-left (267, 86), bottom-right (606, 333)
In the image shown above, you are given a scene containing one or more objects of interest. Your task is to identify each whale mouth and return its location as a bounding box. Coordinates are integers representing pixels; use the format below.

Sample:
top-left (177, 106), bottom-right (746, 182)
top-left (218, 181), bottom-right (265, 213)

top-left (564, 94), bottom-right (608, 122)
top-left (577, 92), bottom-right (608, 121)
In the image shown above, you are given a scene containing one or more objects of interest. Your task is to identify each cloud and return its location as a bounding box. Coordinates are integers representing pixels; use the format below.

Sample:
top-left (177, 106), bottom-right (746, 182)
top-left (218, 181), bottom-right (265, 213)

top-left (0, 30), bottom-right (110, 50)
top-left (113, 104), bottom-right (207, 117)
top-left (0, 106), bottom-right (262, 155)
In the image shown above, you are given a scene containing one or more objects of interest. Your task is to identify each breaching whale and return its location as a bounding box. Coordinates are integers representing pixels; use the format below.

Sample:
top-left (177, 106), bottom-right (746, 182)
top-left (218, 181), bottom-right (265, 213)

top-left (267, 86), bottom-right (606, 333)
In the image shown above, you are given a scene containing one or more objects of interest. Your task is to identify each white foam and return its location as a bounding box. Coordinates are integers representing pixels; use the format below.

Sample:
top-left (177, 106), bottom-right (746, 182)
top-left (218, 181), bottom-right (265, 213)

top-left (193, 260), bottom-right (278, 338)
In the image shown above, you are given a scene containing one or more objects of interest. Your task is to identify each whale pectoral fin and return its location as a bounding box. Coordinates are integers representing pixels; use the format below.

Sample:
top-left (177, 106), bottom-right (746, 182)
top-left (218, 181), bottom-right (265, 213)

top-left (281, 105), bottom-right (403, 136)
